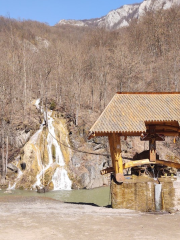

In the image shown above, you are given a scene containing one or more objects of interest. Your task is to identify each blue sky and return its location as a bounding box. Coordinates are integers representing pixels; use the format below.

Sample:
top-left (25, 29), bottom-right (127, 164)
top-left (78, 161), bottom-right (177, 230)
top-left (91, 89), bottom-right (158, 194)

top-left (0, 0), bottom-right (142, 26)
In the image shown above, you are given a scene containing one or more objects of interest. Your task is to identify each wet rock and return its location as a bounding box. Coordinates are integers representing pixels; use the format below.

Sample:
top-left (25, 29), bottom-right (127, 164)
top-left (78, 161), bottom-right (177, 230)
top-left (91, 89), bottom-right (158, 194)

top-left (44, 165), bottom-right (58, 189)
top-left (15, 155), bottom-right (21, 161)
top-left (15, 130), bottom-right (31, 148)
top-left (71, 183), bottom-right (79, 189)
top-left (9, 110), bottom-right (72, 190)
top-left (7, 163), bottom-right (18, 173)
top-left (20, 162), bottom-right (26, 170)
top-left (36, 186), bottom-right (49, 193)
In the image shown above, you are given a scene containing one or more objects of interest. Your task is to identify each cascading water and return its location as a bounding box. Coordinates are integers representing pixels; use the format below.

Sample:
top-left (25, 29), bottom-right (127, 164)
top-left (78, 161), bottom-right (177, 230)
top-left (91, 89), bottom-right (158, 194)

top-left (52, 168), bottom-right (71, 190)
top-left (32, 144), bottom-right (43, 188)
top-left (33, 99), bottom-right (71, 190)
top-left (35, 98), bottom-right (41, 110)
top-left (10, 99), bottom-right (71, 190)
top-left (8, 168), bottom-right (23, 190)
top-left (47, 112), bottom-right (65, 166)
top-left (46, 111), bottom-right (71, 189)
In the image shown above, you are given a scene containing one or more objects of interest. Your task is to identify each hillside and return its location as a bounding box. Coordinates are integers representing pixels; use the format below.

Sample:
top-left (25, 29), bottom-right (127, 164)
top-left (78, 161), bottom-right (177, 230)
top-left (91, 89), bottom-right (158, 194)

top-left (1, 5), bottom-right (180, 187)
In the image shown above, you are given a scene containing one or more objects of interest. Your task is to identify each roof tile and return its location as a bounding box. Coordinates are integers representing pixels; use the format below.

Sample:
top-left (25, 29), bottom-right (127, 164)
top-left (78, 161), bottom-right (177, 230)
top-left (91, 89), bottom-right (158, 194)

top-left (90, 93), bottom-right (180, 133)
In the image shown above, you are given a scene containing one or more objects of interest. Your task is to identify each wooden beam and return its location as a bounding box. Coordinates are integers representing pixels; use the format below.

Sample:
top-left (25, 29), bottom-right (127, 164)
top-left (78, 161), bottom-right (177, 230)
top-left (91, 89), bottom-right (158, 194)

top-left (100, 167), bottom-right (114, 175)
top-left (155, 125), bottom-right (179, 131)
top-left (146, 131), bottom-right (179, 136)
top-left (145, 121), bottom-right (179, 126)
top-left (123, 159), bottom-right (180, 170)
top-left (156, 160), bottom-right (180, 169)
top-left (101, 159), bottom-right (180, 177)
top-left (123, 159), bottom-right (153, 169)
top-left (89, 130), bottom-right (180, 139)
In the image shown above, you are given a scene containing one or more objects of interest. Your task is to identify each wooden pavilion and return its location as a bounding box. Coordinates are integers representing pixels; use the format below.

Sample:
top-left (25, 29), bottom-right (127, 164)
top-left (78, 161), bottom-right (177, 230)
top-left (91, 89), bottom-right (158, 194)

top-left (89, 92), bottom-right (180, 183)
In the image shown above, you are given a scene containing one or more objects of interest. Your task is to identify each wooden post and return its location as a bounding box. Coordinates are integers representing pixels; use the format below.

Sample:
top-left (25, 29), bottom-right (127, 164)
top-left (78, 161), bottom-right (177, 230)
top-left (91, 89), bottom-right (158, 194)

top-left (149, 138), bottom-right (156, 162)
top-left (108, 133), bottom-right (124, 182)
top-left (149, 126), bottom-right (156, 162)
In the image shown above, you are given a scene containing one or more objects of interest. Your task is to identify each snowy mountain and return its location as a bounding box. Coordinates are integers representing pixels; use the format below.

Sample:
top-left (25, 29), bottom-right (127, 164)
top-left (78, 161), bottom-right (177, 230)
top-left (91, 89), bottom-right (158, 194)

top-left (57, 0), bottom-right (180, 29)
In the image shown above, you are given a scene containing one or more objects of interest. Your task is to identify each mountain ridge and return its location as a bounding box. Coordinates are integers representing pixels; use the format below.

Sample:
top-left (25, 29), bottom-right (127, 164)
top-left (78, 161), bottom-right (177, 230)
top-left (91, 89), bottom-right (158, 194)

top-left (57, 0), bottom-right (180, 29)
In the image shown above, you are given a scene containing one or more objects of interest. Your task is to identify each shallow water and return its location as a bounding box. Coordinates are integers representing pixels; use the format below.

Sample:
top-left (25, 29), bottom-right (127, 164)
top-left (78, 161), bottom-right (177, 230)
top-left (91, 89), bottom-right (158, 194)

top-left (0, 186), bottom-right (111, 207)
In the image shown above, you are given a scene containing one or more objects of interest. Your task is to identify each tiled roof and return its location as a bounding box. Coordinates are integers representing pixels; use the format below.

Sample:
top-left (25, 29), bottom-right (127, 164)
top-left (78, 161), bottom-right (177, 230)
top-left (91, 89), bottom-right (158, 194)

top-left (89, 93), bottom-right (180, 134)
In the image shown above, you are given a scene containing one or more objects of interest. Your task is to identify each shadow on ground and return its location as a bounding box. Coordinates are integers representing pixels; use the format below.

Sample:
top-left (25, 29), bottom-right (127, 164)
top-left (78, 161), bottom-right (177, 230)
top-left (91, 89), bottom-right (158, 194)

top-left (64, 201), bottom-right (111, 208)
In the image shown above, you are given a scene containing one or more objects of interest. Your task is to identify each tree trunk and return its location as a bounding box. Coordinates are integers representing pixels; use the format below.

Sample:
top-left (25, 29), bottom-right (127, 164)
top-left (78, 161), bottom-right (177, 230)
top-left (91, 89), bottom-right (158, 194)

top-left (5, 136), bottom-right (8, 176)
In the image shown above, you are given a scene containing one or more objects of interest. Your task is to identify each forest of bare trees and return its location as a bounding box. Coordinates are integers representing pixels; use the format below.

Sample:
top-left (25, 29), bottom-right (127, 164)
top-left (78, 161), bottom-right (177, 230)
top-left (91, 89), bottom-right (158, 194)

top-left (1, 5), bottom-right (180, 163)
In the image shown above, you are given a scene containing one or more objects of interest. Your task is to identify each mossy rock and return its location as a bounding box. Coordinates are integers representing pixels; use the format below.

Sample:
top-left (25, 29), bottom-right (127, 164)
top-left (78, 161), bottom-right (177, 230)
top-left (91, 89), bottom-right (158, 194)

top-left (44, 165), bottom-right (56, 186)
top-left (51, 144), bottom-right (56, 161)
top-left (48, 181), bottom-right (54, 190)
top-left (52, 116), bottom-right (71, 165)
top-left (40, 128), bottom-right (49, 166)
top-left (50, 101), bottom-right (56, 110)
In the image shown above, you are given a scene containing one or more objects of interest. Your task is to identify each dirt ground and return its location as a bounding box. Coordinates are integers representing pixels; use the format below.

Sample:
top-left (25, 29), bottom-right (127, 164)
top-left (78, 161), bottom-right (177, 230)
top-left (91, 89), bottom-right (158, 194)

top-left (0, 196), bottom-right (180, 240)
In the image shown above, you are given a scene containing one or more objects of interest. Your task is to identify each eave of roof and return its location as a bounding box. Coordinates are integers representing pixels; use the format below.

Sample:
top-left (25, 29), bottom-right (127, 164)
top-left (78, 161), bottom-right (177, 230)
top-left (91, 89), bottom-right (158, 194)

top-left (89, 92), bottom-right (180, 137)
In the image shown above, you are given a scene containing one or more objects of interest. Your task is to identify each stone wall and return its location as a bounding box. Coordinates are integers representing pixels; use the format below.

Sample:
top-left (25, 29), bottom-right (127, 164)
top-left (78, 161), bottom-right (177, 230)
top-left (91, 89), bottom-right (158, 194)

top-left (111, 175), bottom-right (180, 212)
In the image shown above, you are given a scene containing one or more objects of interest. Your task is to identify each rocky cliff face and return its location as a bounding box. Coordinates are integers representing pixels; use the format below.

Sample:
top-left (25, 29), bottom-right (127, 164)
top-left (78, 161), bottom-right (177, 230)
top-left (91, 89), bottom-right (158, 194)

top-left (6, 100), bottom-right (110, 190)
top-left (7, 100), bottom-right (72, 190)
top-left (57, 0), bottom-right (180, 30)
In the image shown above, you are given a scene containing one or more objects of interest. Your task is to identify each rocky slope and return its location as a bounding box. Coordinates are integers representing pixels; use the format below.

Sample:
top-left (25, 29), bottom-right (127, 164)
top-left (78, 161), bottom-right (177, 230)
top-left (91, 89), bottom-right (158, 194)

top-left (58, 0), bottom-right (180, 29)
top-left (5, 100), bottom-right (110, 190)
top-left (6, 100), bottom-right (72, 190)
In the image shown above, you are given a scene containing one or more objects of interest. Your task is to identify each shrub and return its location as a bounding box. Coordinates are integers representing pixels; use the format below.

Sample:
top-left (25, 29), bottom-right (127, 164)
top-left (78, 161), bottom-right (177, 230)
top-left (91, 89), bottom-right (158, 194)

top-left (50, 101), bottom-right (56, 110)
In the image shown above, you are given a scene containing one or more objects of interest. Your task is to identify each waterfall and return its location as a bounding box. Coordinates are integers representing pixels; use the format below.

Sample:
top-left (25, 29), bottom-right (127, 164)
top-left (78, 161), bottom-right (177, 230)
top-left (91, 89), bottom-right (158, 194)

top-left (52, 168), bottom-right (72, 190)
top-left (32, 145), bottom-right (43, 188)
top-left (8, 169), bottom-right (23, 190)
top-left (10, 99), bottom-right (71, 190)
top-left (46, 111), bottom-right (71, 190)
top-left (33, 99), bottom-right (71, 190)
top-left (35, 98), bottom-right (41, 110)
top-left (47, 112), bottom-right (65, 166)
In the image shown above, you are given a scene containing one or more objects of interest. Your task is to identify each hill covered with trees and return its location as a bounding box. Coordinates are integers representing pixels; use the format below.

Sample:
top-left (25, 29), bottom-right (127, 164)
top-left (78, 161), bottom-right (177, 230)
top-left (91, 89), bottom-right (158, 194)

top-left (1, 5), bottom-right (180, 167)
